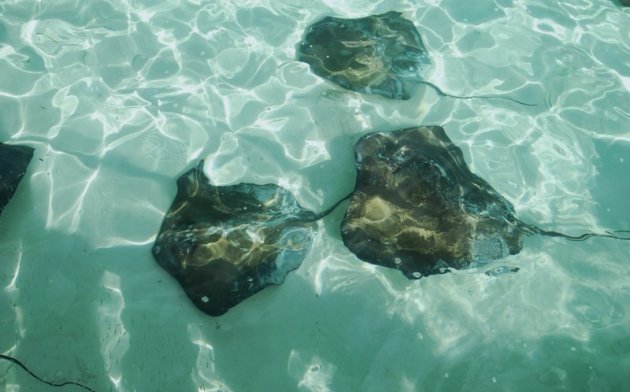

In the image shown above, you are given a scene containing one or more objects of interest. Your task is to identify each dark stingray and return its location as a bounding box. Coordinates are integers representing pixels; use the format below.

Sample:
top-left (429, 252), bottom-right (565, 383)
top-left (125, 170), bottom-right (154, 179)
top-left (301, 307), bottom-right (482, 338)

top-left (152, 161), bottom-right (345, 316)
top-left (297, 12), bottom-right (535, 106)
top-left (340, 126), bottom-right (629, 279)
top-left (0, 142), bottom-right (34, 216)
top-left (297, 11), bottom-right (431, 100)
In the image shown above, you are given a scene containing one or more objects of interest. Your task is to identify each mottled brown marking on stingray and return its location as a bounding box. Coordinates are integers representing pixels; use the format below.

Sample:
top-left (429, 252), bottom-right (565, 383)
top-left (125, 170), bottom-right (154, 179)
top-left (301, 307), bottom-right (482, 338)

top-left (297, 11), bottom-right (431, 100)
top-left (152, 161), bottom-right (320, 316)
top-left (0, 142), bottom-right (34, 215)
top-left (341, 126), bottom-right (524, 278)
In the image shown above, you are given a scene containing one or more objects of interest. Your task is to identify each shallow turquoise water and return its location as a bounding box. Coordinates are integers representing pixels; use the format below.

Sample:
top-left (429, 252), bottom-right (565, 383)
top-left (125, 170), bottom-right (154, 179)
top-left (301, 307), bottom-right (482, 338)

top-left (1, 1), bottom-right (629, 391)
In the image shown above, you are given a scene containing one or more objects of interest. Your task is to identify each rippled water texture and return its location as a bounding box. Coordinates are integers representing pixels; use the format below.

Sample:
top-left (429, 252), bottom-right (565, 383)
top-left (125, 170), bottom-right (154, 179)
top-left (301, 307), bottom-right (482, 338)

top-left (1, 0), bottom-right (629, 391)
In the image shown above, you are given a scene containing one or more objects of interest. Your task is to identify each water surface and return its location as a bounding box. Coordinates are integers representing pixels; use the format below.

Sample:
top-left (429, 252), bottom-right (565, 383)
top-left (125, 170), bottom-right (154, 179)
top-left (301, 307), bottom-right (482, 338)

top-left (1, 0), bottom-right (629, 391)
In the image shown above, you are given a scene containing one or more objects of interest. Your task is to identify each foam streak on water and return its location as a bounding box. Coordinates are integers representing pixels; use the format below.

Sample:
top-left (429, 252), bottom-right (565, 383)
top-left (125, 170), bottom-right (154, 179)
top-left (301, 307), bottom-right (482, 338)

top-left (0, 0), bottom-right (629, 391)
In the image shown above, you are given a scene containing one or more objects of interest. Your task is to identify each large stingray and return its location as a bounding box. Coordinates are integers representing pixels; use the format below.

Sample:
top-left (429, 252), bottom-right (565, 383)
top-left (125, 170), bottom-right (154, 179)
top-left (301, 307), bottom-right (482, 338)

top-left (297, 11), bottom-right (431, 100)
top-left (152, 161), bottom-right (344, 316)
top-left (297, 12), bottom-right (534, 106)
top-left (341, 126), bottom-right (629, 278)
top-left (0, 142), bottom-right (34, 216)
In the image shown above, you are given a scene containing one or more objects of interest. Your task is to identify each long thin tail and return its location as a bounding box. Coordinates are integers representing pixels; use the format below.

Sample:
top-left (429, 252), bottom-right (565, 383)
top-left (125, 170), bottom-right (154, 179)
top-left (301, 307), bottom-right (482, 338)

top-left (312, 191), bottom-right (353, 220)
top-left (0, 354), bottom-right (96, 392)
top-left (517, 222), bottom-right (630, 241)
top-left (418, 81), bottom-right (538, 107)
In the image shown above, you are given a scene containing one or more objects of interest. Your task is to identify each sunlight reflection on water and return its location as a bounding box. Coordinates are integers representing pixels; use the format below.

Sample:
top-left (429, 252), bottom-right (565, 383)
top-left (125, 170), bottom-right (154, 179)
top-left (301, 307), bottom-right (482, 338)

top-left (0, 0), bottom-right (629, 390)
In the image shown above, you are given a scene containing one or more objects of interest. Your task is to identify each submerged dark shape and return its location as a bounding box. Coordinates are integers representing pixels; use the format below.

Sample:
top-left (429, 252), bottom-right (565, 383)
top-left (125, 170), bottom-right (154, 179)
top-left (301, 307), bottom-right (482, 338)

top-left (297, 11), bottom-right (431, 100)
top-left (297, 12), bottom-right (536, 106)
top-left (340, 126), bottom-right (629, 279)
top-left (0, 142), bottom-right (34, 216)
top-left (619, 0), bottom-right (630, 7)
top-left (152, 161), bottom-right (342, 316)
top-left (341, 126), bottom-right (524, 278)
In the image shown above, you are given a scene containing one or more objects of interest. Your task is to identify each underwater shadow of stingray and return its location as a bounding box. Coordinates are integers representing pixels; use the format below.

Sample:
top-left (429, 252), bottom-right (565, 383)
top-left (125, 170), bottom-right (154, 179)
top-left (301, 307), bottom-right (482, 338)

top-left (297, 11), bottom-right (535, 106)
top-left (340, 126), bottom-right (629, 279)
top-left (152, 161), bottom-right (346, 316)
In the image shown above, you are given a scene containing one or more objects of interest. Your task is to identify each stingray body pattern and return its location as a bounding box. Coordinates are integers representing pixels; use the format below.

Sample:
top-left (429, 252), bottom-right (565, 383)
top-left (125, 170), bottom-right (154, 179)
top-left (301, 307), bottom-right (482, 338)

top-left (0, 142), bottom-right (34, 216)
top-left (297, 11), bottom-right (431, 100)
top-left (152, 161), bottom-right (321, 316)
top-left (341, 126), bottom-right (525, 279)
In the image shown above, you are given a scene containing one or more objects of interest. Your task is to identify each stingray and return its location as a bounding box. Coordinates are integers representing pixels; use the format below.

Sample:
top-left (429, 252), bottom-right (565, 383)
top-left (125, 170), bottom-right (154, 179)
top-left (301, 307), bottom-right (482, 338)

top-left (340, 126), bottom-right (629, 279)
top-left (0, 142), bottom-right (34, 216)
top-left (297, 11), bottom-right (430, 100)
top-left (297, 11), bottom-right (534, 106)
top-left (152, 161), bottom-right (345, 316)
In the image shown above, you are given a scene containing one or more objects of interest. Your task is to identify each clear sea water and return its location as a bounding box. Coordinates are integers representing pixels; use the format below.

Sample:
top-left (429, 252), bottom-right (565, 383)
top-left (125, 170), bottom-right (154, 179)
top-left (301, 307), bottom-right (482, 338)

top-left (1, 0), bottom-right (629, 391)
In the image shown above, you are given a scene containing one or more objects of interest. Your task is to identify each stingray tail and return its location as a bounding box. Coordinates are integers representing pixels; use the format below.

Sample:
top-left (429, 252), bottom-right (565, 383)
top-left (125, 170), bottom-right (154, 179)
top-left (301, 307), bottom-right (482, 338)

top-left (312, 191), bottom-right (353, 221)
top-left (0, 354), bottom-right (96, 392)
top-left (517, 222), bottom-right (630, 241)
top-left (417, 81), bottom-right (538, 107)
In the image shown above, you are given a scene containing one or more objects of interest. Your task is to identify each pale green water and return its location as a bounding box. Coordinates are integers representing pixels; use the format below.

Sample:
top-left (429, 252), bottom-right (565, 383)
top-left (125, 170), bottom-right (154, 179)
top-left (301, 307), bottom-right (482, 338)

top-left (1, 1), bottom-right (629, 391)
